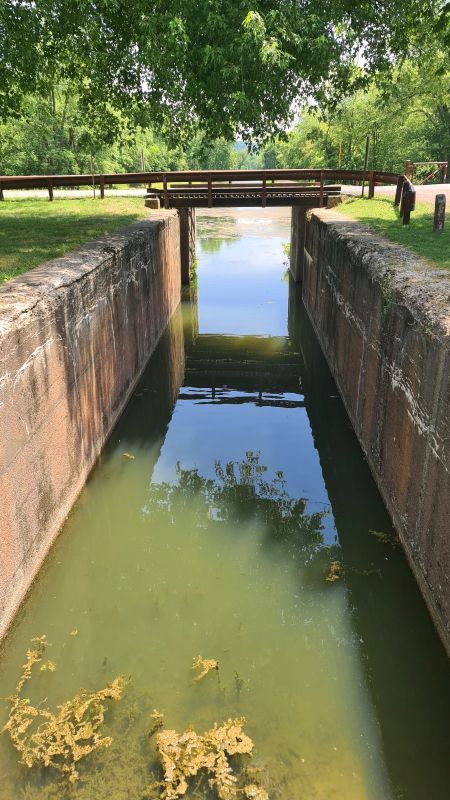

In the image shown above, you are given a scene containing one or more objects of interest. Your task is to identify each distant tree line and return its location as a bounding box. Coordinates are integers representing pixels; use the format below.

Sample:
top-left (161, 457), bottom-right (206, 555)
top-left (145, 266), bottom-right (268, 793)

top-left (0, 46), bottom-right (448, 178)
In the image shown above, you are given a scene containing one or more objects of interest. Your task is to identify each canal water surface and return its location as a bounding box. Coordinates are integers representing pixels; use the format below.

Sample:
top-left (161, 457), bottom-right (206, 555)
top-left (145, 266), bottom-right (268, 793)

top-left (0, 208), bottom-right (449, 800)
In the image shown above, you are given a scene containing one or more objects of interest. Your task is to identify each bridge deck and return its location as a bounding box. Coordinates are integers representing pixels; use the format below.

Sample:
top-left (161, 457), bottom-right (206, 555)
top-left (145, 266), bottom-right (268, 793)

top-left (150, 183), bottom-right (342, 208)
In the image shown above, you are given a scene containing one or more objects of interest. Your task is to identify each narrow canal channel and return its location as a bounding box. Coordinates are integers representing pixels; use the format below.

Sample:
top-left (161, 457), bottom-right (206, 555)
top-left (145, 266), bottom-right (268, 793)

top-left (0, 208), bottom-right (449, 799)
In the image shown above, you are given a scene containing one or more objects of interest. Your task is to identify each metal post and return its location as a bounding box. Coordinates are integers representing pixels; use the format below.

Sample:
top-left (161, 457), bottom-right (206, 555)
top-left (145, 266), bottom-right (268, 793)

top-left (207, 174), bottom-right (212, 208)
top-left (90, 153), bottom-right (96, 199)
top-left (361, 135), bottom-right (369, 197)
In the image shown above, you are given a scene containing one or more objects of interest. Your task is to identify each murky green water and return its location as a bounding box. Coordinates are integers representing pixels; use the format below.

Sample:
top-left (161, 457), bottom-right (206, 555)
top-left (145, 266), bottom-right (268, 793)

top-left (0, 208), bottom-right (449, 800)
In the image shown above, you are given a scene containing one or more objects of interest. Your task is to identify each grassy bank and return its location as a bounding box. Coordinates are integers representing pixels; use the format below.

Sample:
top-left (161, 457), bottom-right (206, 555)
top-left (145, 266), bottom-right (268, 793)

top-left (0, 197), bottom-right (148, 284)
top-left (339, 196), bottom-right (449, 270)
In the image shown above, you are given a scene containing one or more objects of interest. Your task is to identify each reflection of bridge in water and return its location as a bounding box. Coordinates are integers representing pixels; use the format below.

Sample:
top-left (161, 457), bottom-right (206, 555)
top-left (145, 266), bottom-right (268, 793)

top-left (182, 293), bottom-right (304, 407)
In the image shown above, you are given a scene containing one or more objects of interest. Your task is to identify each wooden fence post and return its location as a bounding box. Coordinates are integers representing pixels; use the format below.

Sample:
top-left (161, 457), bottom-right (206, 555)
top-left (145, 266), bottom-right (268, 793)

top-left (163, 174), bottom-right (169, 209)
top-left (433, 194), bottom-right (446, 233)
top-left (47, 178), bottom-right (54, 201)
top-left (100, 175), bottom-right (105, 199)
top-left (368, 171), bottom-right (375, 199)
top-left (394, 175), bottom-right (403, 207)
top-left (400, 185), bottom-right (415, 225)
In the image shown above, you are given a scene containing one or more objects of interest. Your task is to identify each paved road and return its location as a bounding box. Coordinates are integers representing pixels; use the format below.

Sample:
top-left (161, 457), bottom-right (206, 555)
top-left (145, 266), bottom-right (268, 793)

top-left (343, 183), bottom-right (450, 204)
top-left (1, 187), bottom-right (147, 200)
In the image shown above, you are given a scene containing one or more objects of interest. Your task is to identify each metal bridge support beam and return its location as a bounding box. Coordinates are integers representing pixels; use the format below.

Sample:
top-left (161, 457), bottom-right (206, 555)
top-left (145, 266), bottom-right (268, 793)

top-left (179, 207), bottom-right (196, 285)
top-left (290, 207), bottom-right (307, 283)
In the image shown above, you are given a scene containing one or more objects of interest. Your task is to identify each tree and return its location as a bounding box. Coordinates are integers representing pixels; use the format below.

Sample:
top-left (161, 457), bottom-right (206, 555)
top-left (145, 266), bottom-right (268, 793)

top-left (265, 45), bottom-right (449, 177)
top-left (0, 0), bottom-right (443, 146)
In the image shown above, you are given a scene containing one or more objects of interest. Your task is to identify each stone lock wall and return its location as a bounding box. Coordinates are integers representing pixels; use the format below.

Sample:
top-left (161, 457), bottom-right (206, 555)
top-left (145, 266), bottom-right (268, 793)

top-left (0, 212), bottom-right (181, 640)
top-left (297, 208), bottom-right (450, 655)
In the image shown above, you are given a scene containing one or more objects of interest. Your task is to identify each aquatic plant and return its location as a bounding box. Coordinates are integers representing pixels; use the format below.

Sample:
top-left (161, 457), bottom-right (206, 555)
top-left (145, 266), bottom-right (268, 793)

top-left (192, 655), bottom-right (219, 682)
top-left (2, 636), bottom-right (125, 783)
top-left (234, 672), bottom-right (244, 699)
top-left (369, 529), bottom-right (399, 548)
top-left (243, 785), bottom-right (269, 799)
top-left (154, 716), bottom-right (259, 800)
top-left (325, 560), bottom-right (343, 583)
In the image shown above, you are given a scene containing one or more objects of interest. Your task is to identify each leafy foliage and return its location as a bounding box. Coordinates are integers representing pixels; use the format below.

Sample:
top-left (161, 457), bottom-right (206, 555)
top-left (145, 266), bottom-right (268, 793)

top-left (0, 0), bottom-right (443, 145)
top-left (262, 46), bottom-right (450, 174)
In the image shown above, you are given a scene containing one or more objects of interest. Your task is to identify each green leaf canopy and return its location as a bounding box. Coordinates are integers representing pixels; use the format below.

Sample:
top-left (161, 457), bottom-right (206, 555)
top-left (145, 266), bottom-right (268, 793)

top-left (0, 0), bottom-right (442, 144)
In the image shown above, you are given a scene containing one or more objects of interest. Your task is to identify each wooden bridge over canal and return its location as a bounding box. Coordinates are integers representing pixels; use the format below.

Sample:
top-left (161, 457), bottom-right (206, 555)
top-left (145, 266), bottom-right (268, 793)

top-left (0, 168), bottom-right (409, 208)
top-left (0, 167), bottom-right (415, 285)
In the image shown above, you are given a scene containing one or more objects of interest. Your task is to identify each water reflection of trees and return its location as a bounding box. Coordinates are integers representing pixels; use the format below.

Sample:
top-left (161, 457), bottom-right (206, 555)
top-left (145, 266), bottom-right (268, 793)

top-left (198, 236), bottom-right (236, 255)
top-left (146, 452), bottom-right (335, 567)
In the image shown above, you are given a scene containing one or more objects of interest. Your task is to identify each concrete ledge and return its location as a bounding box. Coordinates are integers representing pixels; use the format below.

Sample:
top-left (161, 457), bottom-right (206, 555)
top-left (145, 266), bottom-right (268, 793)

top-left (0, 212), bottom-right (181, 639)
top-left (302, 209), bottom-right (450, 655)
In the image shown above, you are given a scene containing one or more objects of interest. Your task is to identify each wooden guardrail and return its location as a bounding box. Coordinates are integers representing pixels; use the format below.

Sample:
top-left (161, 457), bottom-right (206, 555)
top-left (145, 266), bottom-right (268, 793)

top-left (0, 168), bottom-right (413, 220)
top-left (0, 168), bottom-right (403, 198)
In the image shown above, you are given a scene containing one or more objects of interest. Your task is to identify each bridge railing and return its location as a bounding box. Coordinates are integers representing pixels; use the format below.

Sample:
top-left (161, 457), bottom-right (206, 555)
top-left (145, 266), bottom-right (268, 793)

top-left (0, 168), bottom-right (414, 220)
top-left (0, 168), bottom-right (404, 200)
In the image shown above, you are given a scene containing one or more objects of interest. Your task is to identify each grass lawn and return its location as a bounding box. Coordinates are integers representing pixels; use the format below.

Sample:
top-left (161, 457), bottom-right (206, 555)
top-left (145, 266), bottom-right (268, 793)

top-left (339, 197), bottom-right (449, 270)
top-left (0, 196), bottom-right (148, 284)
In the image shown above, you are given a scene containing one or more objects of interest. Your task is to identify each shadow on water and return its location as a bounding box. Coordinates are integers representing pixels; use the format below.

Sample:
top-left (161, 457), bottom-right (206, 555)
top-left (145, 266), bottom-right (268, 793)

top-left (288, 280), bottom-right (450, 800)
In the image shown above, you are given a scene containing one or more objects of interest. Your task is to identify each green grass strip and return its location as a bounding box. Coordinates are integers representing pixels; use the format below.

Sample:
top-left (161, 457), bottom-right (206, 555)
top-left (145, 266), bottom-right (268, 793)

top-left (0, 197), bottom-right (148, 284)
top-left (339, 196), bottom-right (449, 270)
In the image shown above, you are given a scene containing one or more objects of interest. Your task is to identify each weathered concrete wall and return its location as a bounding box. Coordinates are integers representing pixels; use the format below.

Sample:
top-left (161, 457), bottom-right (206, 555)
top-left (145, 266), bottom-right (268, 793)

top-left (289, 207), bottom-right (307, 283)
top-left (178, 208), bottom-right (196, 285)
top-left (301, 209), bottom-right (450, 655)
top-left (0, 212), bottom-right (181, 640)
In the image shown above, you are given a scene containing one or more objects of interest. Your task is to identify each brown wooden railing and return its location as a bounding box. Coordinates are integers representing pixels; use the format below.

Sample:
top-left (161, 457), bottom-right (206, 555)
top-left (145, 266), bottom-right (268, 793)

top-left (0, 168), bottom-right (414, 220)
top-left (0, 168), bottom-right (403, 199)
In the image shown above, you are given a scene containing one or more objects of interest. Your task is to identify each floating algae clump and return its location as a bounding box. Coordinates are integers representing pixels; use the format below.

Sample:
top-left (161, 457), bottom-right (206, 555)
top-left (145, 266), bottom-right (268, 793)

top-left (325, 560), bottom-right (343, 583)
top-left (369, 529), bottom-right (399, 548)
top-left (243, 785), bottom-right (269, 800)
top-left (155, 716), bottom-right (260, 799)
top-left (2, 636), bottom-right (125, 783)
top-left (191, 655), bottom-right (219, 682)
